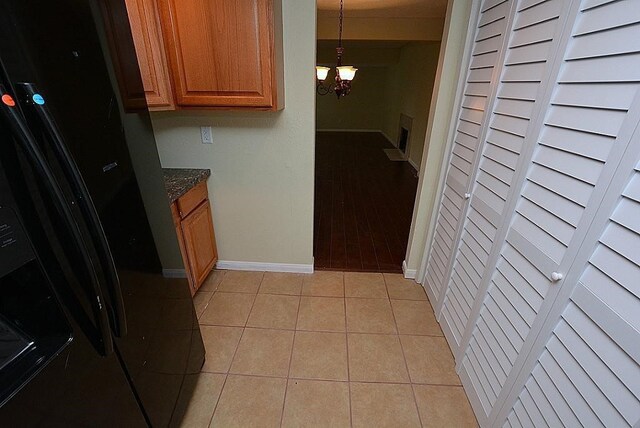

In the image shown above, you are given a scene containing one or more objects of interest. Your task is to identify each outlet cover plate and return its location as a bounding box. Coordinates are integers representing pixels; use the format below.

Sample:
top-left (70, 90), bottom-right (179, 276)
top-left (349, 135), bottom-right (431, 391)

top-left (200, 126), bottom-right (213, 144)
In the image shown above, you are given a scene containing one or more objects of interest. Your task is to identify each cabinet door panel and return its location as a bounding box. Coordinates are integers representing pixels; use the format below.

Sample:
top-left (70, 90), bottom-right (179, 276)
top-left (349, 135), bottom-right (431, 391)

top-left (125, 0), bottom-right (175, 110)
top-left (181, 201), bottom-right (218, 290)
top-left (171, 203), bottom-right (195, 294)
top-left (160, 0), bottom-right (276, 108)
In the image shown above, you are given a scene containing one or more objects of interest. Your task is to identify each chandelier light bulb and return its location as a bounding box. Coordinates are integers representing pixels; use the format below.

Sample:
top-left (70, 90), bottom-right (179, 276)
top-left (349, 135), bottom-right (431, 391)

top-left (337, 66), bottom-right (358, 81)
top-left (316, 66), bottom-right (330, 81)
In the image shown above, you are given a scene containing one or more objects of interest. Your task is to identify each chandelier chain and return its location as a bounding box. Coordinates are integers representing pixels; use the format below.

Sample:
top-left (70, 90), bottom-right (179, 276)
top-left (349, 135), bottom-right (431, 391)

top-left (338, 0), bottom-right (344, 48)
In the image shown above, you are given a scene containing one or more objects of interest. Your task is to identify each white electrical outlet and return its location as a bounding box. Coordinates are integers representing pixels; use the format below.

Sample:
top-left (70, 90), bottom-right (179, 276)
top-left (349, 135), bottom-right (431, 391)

top-left (200, 126), bottom-right (213, 144)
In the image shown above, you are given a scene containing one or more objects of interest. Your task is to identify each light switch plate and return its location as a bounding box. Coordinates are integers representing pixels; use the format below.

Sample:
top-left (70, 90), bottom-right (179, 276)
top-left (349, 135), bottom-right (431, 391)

top-left (200, 126), bottom-right (213, 144)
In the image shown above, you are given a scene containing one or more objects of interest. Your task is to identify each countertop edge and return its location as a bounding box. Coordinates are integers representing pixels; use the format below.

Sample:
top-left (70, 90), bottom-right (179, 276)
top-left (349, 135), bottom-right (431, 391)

top-left (163, 168), bottom-right (211, 204)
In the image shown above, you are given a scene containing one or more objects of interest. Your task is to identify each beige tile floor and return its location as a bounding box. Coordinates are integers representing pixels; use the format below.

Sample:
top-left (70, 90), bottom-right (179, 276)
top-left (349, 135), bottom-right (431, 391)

top-left (179, 270), bottom-right (477, 427)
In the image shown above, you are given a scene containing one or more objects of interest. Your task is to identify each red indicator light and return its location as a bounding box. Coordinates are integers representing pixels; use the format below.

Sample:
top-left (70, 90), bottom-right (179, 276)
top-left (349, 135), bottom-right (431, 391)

top-left (1, 94), bottom-right (15, 107)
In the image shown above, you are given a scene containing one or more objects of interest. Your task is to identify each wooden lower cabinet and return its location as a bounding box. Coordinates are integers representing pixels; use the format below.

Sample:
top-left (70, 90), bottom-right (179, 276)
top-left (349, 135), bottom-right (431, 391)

top-left (181, 202), bottom-right (217, 289)
top-left (171, 182), bottom-right (217, 295)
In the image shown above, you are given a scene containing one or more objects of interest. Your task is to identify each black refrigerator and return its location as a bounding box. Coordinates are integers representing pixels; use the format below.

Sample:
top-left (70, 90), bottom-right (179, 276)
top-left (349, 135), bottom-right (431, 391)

top-left (0, 0), bottom-right (204, 426)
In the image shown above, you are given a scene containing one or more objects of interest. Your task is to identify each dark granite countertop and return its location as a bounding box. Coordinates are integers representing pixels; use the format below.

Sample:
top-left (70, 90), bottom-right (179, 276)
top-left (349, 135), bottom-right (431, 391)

top-left (163, 168), bottom-right (211, 203)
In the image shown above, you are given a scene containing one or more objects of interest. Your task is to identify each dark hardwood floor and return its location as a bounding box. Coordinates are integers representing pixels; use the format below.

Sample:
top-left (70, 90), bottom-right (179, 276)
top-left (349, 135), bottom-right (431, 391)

top-left (314, 131), bottom-right (419, 273)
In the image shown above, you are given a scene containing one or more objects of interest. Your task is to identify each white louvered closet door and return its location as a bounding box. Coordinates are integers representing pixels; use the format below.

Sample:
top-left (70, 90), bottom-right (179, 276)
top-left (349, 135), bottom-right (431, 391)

top-left (455, 0), bottom-right (640, 425)
top-left (439, 0), bottom-right (568, 358)
top-left (423, 0), bottom-right (512, 304)
top-left (503, 143), bottom-right (640, 428)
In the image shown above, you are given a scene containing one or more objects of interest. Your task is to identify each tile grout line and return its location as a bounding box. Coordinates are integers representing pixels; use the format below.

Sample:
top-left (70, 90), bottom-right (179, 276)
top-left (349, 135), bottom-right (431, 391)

top-left (195, 280), bottom-right (219, 319)
top-left (197, 322), bottom-right (446, 338)
top-left (209, 288), bottom-right (431, 302)
top-left (279, 279), bottom-right (303, 427)
top-left (199, 271), bottom-right (462, 426)
top-left (342, 275), bottom-right (354, 428)
top-left (197, 368), bottom-right (465, 387)
top-left (206, 272), bottom-right (263, 426)
top-left (383, 275), bottom-right (425, 428)
top-left (205, 372), bottom-right (227, 427)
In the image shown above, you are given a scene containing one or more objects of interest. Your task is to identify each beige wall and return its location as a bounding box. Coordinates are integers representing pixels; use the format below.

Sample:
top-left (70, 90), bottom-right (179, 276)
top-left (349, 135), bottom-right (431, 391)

top-left (318, 16), bottom-right (444, 41)
top-left (383, 42), bottom-right (440, 168)
top-left (404, 0), bottom-right (475, 276)
top-left (316, 42), bottom-right (401, 66)
top-left (316, 42), bottom-right (439, 170)
top-left (151, 0), bottom-right (316, 267)
top-left (316, 66), bottom-right (389, 131)
top-left (122, 114), bottom-right (184, 270)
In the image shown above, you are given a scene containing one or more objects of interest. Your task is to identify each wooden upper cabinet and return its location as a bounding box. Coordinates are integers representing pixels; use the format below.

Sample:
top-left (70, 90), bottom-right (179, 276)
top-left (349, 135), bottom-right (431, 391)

top-left (100, 0), bottom-right (174, 111)
top-left (124, 0), bottom-right (175, 110)
top-left (159, 0), bottom-right (283, 110)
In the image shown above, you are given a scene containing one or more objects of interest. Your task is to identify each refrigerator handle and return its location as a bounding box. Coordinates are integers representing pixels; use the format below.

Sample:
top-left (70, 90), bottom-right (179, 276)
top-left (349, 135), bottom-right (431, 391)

top-left (0, 84), bottom-right (114, 357)
top-left (18, 83), bottom-right (127, 338)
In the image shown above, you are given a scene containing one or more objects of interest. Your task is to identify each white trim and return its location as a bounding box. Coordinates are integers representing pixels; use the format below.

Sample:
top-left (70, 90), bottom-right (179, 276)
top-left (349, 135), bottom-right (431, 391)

top-left (216, 260), bottom-right (314, 274)
top-left (162, 269), bottom-right (187, 279)
top-left (402, 260), bottom-right (417, 279)
top-left (408, 158), bottom-right (419, 174)
top-left (380, 130), bottom-right (394, 145)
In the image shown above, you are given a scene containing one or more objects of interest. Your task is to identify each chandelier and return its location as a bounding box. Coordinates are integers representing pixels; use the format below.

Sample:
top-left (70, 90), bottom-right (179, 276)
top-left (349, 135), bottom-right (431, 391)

top-left (316, 0), bottom-right (358, 98)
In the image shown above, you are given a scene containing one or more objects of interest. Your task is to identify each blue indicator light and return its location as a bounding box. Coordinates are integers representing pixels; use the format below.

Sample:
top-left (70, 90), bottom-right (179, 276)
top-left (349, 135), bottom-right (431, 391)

top-left (32, 94), bottom-right (45, 105)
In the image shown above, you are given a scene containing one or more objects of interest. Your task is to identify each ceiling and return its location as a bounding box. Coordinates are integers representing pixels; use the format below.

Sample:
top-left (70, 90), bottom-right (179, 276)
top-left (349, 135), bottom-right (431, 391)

top-left (316, 0), bottom-right (448, 18)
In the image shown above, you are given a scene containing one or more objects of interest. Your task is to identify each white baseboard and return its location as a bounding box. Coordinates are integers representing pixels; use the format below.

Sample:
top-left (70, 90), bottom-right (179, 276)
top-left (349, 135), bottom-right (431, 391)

top-left (163, 268), bottom-right (187, 279)
top-left (408, 158), bottom-right (420, 175)
top-left (380, 131), bottom-right (394, 145)
top-left (216, 260), bottom-right (314, 274)
top-left (402, 260), bottom-right (417, 279)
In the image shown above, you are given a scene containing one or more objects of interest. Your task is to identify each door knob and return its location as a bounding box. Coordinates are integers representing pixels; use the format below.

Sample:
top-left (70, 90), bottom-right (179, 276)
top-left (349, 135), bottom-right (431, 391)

top-left (551, 272), bottom-right (563, 282)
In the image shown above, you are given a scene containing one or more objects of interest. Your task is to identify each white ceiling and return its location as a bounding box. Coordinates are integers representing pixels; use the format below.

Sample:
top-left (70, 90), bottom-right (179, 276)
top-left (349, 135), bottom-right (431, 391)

top-left (317, 0), bottom-right (448, 18)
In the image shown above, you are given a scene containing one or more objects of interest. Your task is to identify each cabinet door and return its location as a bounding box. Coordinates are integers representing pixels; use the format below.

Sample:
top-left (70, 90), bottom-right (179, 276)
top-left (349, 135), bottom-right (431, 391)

top-left (171, 203), bottom-right (195, 294)
top-left (423, 0), bottom-right (512, 306)
top-left (124, 0), bottom-right (175, 110)
top-left (456, 0), bottom-right (640, 424)
top-left (159, 0), bottom-right (278, 108)
top-left (100, 0), bottom-right (174, 111)
top-left (505, 156), bottom-right (640, 427)
top-left (181, 201), bottom-right (218, 290)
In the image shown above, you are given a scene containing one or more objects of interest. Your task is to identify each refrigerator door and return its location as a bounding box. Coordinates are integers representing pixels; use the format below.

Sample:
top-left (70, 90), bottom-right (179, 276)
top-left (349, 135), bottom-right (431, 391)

top-left (0, 83), bottom-right (114, 358)
top-left (0, 157), bottom-right (148, 427)
top-left (0, 0), bottom-right (204, 425)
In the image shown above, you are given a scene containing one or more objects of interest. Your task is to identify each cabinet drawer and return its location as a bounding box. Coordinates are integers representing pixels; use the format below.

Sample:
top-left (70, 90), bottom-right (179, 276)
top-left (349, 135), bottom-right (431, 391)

top-left (176, 181), bottom-right (208, 218)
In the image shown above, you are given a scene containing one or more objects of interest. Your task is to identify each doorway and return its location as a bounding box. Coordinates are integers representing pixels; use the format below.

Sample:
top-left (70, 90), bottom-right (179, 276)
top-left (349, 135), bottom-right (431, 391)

top-left (314, 2), bottom-right (444, 273)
